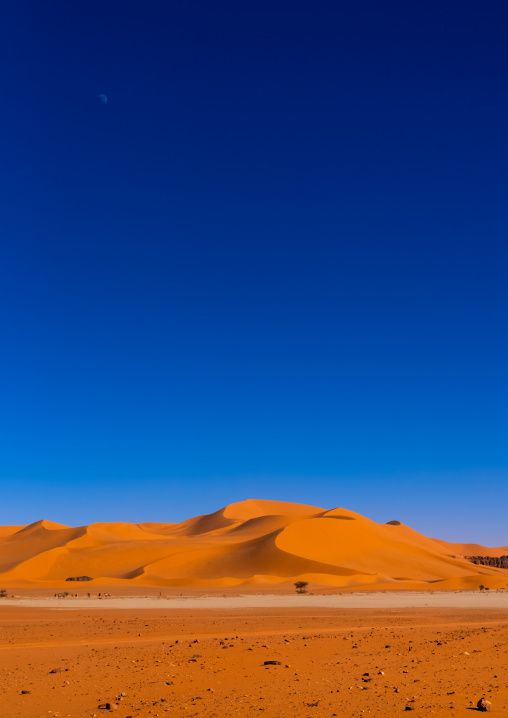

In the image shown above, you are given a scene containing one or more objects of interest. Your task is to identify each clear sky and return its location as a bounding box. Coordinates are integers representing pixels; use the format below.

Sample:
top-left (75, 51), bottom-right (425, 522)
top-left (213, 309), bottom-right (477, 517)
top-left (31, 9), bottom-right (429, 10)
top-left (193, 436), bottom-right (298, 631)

top-left (1, 1), bottom-right (507, 544)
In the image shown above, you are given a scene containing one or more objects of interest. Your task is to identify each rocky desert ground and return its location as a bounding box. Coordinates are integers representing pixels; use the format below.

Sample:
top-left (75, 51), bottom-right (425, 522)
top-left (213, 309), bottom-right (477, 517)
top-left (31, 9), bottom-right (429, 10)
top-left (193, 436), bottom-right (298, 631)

top-left (1, 602), bottom-right (508, 717)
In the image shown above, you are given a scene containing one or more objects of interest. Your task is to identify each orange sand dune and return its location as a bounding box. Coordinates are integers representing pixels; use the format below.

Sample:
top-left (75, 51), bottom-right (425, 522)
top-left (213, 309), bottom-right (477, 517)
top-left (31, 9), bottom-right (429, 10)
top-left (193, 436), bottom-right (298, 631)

top-left (0, 499), bottom-right (506, 589)
top-left (431, 538), bottom-right (508, 557)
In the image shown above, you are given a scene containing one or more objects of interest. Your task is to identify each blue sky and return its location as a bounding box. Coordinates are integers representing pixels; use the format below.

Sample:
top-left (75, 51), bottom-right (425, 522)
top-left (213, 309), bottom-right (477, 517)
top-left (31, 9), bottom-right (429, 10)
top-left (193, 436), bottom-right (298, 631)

top-left (1, 1), bottom-right (507, 544)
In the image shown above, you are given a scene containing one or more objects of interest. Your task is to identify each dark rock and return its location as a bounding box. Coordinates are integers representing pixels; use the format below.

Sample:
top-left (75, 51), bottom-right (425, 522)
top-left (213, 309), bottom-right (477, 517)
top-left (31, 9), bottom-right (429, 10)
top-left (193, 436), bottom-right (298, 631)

top-left (477, 697), bottom-right (492, 712)
top-left (467, 556), bottom-right (508, 569)
top-left (263, 660), bottom-right (282, 665)
top-left (21, 690), bottom-right (31, 694)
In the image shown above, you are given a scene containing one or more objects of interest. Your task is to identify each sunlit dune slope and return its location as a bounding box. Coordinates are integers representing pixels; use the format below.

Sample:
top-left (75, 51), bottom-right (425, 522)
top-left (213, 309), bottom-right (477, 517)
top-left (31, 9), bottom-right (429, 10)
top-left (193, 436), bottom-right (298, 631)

top-left (0, 500), bottom-right (506, 589)
top-left (431, 538), bottom-right (508, 558)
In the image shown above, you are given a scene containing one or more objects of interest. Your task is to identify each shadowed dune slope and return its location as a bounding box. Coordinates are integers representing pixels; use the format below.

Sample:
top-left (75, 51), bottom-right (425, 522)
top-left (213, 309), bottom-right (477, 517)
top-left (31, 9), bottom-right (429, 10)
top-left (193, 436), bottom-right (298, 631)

top-left (0, 500), bottom-right (506, 588)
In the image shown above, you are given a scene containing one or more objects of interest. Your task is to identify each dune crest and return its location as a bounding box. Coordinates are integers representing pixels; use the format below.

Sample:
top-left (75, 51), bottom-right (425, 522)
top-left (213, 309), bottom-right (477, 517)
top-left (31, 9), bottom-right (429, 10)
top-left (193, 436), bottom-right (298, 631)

top-left (0, 500), bottom-right (506, 589)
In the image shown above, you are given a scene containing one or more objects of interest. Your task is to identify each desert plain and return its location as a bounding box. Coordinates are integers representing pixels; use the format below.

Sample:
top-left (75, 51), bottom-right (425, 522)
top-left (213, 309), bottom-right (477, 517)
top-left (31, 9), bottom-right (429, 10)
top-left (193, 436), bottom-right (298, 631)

top-left (1, 500), bottom-right (507, 716)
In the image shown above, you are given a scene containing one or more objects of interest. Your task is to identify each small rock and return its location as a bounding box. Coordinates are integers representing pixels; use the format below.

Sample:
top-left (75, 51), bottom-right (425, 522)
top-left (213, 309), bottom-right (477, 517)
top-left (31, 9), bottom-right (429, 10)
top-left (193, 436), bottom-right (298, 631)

top-left (477, 698), bottom-right (492, 712)
top-left (263, 660), bottom-right (282, 665)
top-left (21, 690), bottom-right (31, 694)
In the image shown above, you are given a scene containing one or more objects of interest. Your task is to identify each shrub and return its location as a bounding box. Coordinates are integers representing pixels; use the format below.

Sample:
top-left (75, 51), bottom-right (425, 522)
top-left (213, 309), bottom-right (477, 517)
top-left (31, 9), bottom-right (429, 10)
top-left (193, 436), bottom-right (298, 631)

top-left (294, 581), bottom-right (309, 594)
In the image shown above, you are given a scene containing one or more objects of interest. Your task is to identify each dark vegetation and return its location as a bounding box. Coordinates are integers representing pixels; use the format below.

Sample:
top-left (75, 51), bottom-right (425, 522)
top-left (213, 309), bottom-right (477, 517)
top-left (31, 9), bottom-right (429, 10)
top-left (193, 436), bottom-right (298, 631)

top-left (294, 581), bottom-right (309, 594)
top-left (65, 576), bottom-right (93, 581)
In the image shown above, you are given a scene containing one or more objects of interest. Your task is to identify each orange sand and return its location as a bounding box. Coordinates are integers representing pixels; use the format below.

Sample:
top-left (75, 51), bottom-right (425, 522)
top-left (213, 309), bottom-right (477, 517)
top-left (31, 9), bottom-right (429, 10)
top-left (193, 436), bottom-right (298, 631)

top-left (0, 605), bottom-right (507, 717)
top-left (1, 499), bottom-right (507, 589)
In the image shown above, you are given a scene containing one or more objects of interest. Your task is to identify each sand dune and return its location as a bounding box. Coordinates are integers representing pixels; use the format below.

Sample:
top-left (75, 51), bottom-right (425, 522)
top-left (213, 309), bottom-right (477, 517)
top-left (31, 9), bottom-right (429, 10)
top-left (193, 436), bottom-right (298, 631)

top-left (0, 499), bottom-right (506, 589)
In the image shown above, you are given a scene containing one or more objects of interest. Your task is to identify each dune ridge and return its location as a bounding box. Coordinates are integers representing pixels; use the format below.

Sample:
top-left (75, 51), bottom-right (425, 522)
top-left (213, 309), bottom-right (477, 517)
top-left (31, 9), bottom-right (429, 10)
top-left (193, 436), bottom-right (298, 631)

top-left (0, 499), bottom-right (506, 589)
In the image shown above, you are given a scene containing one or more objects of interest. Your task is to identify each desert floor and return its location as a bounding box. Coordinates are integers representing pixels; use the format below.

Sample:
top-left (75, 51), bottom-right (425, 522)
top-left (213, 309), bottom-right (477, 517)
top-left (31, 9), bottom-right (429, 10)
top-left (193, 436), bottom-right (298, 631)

top-left (2, 587), bottom-right (508, 609)
top-left (1, 599), bottom-right (508, 717)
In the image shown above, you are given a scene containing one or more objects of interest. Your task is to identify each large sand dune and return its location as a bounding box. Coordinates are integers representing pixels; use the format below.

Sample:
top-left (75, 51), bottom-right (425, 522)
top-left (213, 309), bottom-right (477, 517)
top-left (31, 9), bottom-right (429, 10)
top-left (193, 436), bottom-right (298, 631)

top-left (0, 499), bottom-right (506, 589)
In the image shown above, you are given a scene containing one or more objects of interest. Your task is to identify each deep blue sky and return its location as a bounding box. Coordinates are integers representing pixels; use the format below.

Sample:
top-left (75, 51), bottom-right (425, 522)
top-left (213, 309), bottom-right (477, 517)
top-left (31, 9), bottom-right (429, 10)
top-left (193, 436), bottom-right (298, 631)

top-left (1, 1), bottom-right (507, 543)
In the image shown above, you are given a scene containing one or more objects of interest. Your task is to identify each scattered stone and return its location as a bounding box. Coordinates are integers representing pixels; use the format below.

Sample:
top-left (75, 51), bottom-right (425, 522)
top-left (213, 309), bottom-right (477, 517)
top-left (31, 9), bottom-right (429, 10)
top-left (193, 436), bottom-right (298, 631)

top-left (263, 661), bottom-right (282, 665)
top-left (477, 697), bottom-right (492, 712)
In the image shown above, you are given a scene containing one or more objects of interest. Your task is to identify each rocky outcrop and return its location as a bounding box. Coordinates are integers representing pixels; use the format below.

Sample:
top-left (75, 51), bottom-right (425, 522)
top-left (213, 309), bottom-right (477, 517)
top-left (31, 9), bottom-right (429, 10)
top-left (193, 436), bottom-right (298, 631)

top-left (466, 556), bottom-right (508, 569)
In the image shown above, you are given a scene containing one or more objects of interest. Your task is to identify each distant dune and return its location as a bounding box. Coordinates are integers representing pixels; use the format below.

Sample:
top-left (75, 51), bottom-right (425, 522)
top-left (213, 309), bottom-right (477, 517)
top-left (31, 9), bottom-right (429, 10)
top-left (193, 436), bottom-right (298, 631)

top-left (0, 499), bottom-right (507, 589)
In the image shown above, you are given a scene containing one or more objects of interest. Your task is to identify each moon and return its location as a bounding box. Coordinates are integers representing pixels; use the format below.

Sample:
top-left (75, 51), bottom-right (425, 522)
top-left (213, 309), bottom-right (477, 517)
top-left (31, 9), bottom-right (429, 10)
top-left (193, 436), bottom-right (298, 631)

top-left (98, 94), bottom-right (108, 104)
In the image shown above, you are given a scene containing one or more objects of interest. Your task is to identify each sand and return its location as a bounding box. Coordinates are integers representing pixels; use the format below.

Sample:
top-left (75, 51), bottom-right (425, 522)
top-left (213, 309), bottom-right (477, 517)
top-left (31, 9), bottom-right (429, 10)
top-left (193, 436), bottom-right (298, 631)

top-left (1, 602), bottom-right (507, 717)
top-left (1, 499), bottom-right (507, 590)
top-left (2, 500), bottom-right (507, 715)
top-left (2, 590), bottom-right (508, 609)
